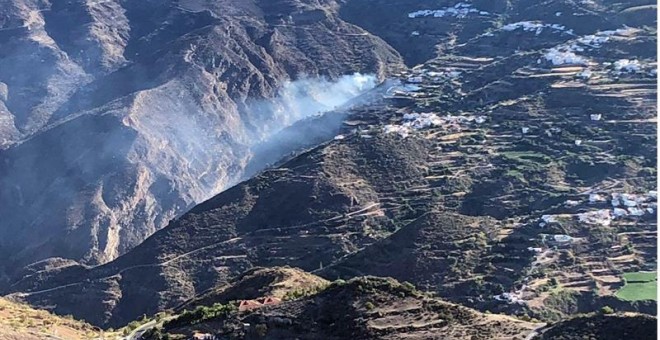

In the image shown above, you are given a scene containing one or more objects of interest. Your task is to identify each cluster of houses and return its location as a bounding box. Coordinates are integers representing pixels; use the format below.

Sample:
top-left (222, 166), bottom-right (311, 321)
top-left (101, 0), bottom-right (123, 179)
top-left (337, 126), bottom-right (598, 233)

top-left (501, 21), bottom-right (570, 36)
top-left (407, 3), bottom-right (489, 19)
top-left (494, 284), bottom-right (527, 304)
top-left (237, 297), bottom-right (282, 311)
top-left (536, 26), bottom-right (655, 78)
top-left (538, 191), bottom-right (656, 230)
top-left (383, 112), bottom-right (486, 138)
top-left (385, 67), bottom-right (462, 98)
top-left (529, 191), bottom-right (657, 265)
top-left (584, 191), bottom-right (657, 222)
top-left (191, 332), bottom-right (218, 340)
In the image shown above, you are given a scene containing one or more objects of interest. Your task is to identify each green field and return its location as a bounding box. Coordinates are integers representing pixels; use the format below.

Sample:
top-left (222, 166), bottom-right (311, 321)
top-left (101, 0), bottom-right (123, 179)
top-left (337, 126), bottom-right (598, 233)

top-left (615, 271), bottom-right (657, 301)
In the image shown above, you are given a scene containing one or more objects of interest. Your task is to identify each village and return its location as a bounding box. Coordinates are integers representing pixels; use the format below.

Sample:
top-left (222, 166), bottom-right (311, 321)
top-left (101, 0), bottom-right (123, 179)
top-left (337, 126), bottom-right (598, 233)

top-left (324, 18), bottom-right (657, 320)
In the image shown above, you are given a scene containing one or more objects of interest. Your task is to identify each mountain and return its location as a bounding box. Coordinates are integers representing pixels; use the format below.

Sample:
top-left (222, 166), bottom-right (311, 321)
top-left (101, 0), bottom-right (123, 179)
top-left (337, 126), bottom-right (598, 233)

top-left (142, 276), bottom-right (541, 340)
top-left (0, 0), bottom-right (403, 276)
top-left (1, 0), bottom-right (657, 335)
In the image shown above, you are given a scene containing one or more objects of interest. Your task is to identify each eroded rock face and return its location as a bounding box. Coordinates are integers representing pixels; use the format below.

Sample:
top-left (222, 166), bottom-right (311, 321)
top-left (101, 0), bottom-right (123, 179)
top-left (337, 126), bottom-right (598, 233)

top-left (0, 0), bottom-right (403, 274)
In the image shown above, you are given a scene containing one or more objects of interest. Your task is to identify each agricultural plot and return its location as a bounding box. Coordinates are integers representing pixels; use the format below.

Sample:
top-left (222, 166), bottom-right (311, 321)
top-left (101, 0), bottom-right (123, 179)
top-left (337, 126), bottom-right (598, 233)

top-left (616, 271), bottom-right (657, 301)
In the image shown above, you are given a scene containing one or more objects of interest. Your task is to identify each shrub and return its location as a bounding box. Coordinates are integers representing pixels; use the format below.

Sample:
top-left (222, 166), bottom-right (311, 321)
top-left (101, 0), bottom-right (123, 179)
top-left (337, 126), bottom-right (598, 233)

top-left (125, 320), bottom-right (141, 331)
top-left (364, 301), bottom-right (375, 310)
top-left (255, 324), bottom-right (268, 337)
top-left (601, 306), bottom-right (614, 314)
top-left (333, 279), bottom-right (347, 286)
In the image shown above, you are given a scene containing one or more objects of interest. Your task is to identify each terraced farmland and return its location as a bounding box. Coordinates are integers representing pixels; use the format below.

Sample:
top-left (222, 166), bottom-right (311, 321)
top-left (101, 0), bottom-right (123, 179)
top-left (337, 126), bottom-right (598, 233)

top-left (616, 271), bottom-right (657, 301)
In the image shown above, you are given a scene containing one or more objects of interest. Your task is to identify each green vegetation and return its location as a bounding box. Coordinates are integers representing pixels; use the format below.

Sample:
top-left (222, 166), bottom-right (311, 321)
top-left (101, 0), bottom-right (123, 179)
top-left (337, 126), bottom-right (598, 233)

top-left (163, 303), bottom-right (237, 329)
top-left (622, 271), bottom-right (656, 283)
top-left (543, 290), bottom-right (580, 318)
top-left (601, 306), bottom-right (614, 314)
top-left (353, 277), bottom-right (422, 298)
top-left (283, 283), bottom-right (329, 301)
top-left (121, 314), bottom-right (151, 336)
top-left (615, 271), bottom-right (657, 301)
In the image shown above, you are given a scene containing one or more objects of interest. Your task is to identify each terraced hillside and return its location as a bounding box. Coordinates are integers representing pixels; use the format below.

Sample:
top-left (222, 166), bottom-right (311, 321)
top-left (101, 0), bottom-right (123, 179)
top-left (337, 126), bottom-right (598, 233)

top-left (142, 276), bottom-right (540, 340)
top-left (3, 0), bottom-right (657, 332)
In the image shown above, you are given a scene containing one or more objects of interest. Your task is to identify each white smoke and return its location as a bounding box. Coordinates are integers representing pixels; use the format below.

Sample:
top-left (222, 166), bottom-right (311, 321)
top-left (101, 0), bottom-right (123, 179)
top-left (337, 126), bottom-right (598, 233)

top-left (245, 73), bottom-right (378, 141)
top-left (273, 73), bottom-right (376, 123)
top-left (241, 73), bottom-right (379, 180)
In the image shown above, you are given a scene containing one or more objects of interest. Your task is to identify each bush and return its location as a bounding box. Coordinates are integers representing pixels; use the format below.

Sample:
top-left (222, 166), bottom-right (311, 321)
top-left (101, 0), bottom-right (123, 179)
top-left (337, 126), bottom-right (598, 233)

top-left (364, 301), bottom-right (375, 310)
top-left (549, 277), bottom-right (559, 287)
top-left (601, 306), bottom-right (614, 314)
top-left (624, 244), bottom-right (635, 255)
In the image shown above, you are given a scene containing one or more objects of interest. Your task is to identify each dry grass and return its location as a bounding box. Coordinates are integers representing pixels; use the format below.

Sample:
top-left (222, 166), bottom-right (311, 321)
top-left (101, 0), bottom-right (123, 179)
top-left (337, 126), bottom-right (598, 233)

top-left (0, 298), bottom-right (113, 340)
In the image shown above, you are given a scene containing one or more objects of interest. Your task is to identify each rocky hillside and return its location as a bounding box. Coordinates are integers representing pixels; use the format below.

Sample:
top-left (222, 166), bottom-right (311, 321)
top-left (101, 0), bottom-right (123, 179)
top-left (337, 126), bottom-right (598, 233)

top-left (2, 0), bottom-right (657, 334)
top-left (0, 0), bottom-right (403, 276)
